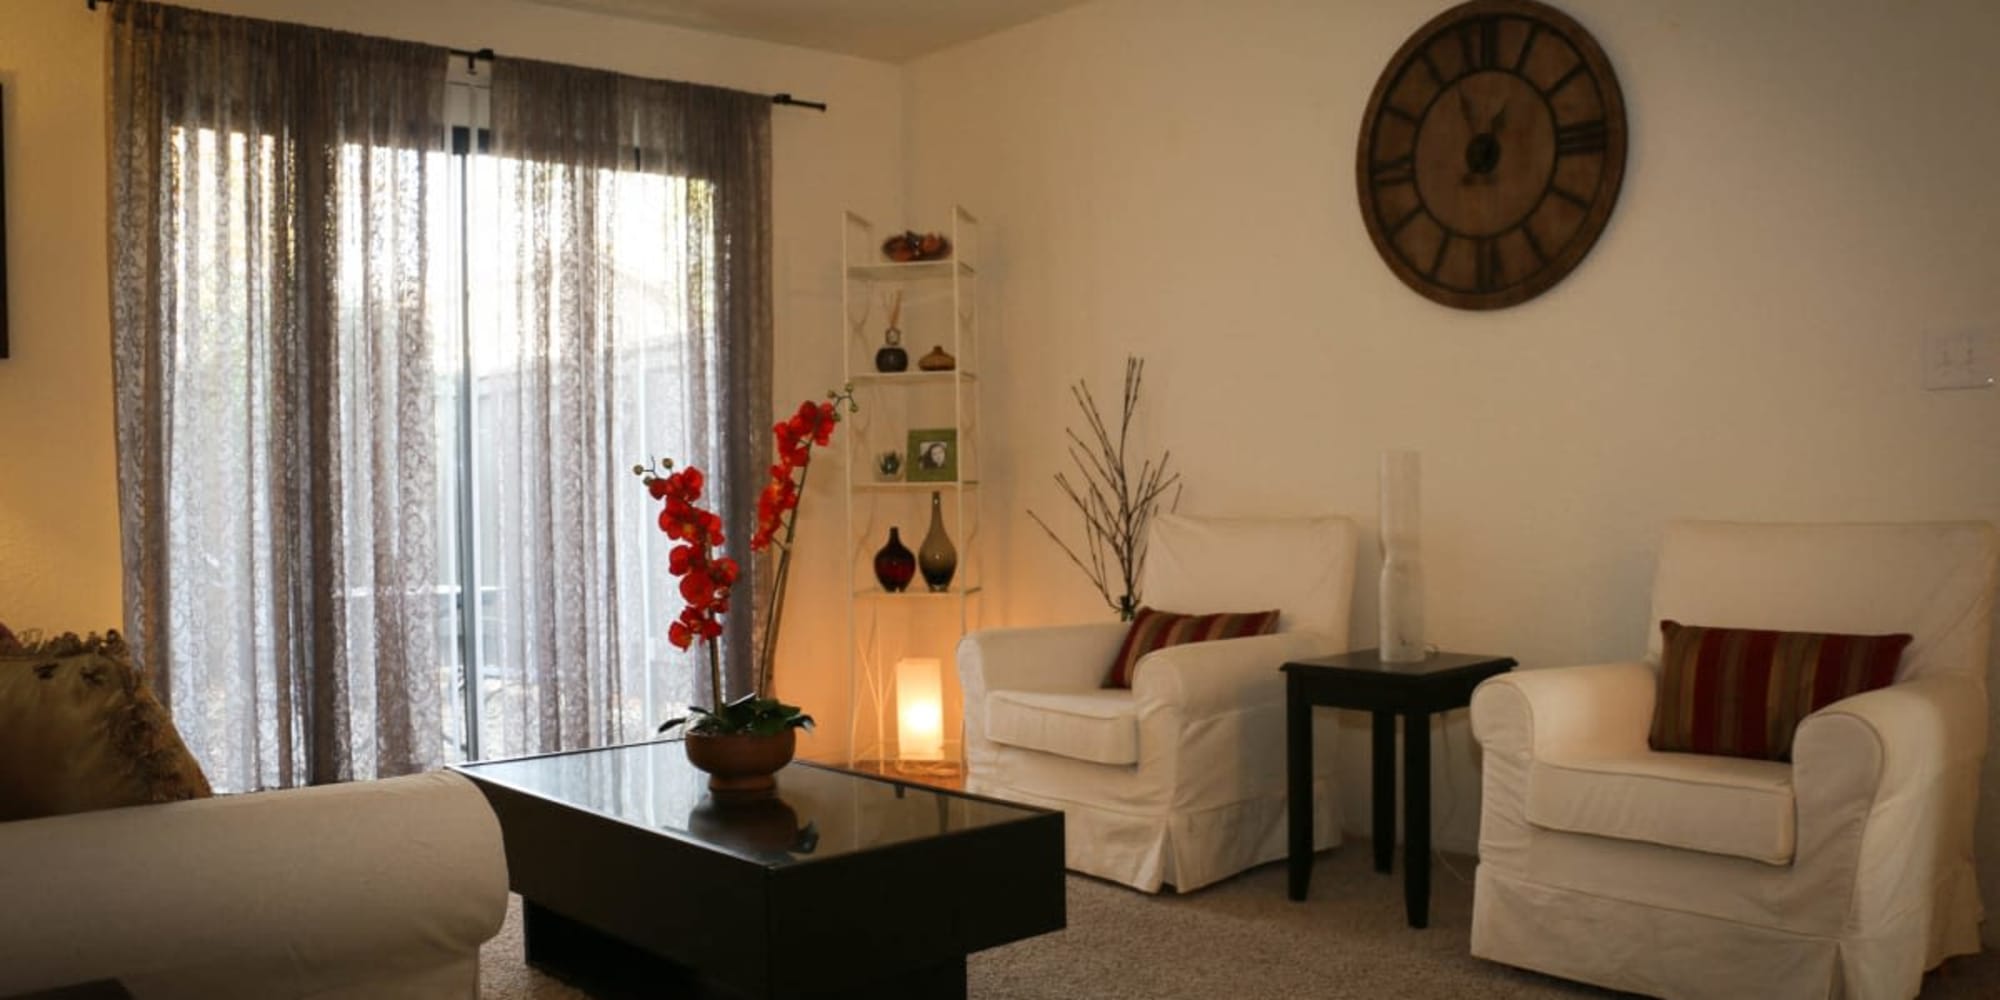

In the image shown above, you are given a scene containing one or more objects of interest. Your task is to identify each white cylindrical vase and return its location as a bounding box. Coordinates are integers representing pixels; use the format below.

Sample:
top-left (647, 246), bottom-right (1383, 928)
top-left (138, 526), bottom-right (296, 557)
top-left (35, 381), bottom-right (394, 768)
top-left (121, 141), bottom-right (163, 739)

top-left (1378, 450), bottom-right (1426, 663)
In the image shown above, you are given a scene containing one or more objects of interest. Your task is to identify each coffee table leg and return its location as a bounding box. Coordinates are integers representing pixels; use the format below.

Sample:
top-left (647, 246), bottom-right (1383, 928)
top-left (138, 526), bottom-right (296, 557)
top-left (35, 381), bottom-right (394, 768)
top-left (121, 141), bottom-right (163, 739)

top-left (1372, 710), bottom-right (1395, 874)
top-left (522, 899), bottom-right (703, 996)
top-left (1286, 671), bottom-right (1312, 901)
top-left (1403, 710), bottom-right (1432, 928)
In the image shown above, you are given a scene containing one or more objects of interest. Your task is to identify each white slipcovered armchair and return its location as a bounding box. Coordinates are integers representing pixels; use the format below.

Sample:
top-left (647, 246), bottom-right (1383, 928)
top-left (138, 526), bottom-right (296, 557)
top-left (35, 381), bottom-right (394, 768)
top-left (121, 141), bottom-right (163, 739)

top-left (1469, 520), bottom-right (1999, 1000)
top-left (0, 770), bottom-right (508, 998)
top-left (958, 514), bottom-right (1356, 892)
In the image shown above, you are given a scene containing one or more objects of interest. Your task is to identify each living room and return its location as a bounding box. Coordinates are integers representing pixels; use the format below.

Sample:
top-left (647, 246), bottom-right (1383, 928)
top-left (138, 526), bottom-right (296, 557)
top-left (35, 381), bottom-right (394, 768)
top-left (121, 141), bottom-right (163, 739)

top-left (1, 0), bottom-right (1996, 997)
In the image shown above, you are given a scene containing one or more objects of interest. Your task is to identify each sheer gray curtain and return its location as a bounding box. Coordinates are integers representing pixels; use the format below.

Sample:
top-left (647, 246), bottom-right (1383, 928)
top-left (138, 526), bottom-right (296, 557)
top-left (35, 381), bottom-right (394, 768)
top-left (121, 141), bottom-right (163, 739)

top-left (108, 2), bottom-right (451, 788)
top-left (109, 4), bottom-right (773, 785)
top-left (476, 60), bottom-right (773, 758)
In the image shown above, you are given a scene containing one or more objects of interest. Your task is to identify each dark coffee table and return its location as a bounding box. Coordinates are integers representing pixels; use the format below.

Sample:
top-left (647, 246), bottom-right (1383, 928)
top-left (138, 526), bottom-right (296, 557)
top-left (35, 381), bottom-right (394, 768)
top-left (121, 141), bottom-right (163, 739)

top-left (453, 742), bottom-right (1064, 999)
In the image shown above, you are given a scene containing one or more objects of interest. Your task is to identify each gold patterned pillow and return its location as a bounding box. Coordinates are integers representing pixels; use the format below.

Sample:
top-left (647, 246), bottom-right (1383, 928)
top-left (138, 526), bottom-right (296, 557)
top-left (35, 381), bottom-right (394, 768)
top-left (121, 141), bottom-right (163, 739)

top-left (0, 631), bottom-right (212, 821)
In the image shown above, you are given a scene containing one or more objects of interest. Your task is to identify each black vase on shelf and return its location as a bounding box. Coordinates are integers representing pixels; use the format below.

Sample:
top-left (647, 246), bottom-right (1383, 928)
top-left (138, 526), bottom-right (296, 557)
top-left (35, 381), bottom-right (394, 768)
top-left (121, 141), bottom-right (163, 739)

top-left (919, 491), bottom-right (958, 592)
top-left (874, 327), bottom-right (909, 373)
top-left (873, 527), bottom-right (916, 593)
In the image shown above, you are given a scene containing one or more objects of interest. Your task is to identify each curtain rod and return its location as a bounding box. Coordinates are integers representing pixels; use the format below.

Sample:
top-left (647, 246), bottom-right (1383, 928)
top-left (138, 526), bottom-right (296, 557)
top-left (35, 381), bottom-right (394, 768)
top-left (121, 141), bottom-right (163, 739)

top-left (82, 0), bottom-right (829, 112)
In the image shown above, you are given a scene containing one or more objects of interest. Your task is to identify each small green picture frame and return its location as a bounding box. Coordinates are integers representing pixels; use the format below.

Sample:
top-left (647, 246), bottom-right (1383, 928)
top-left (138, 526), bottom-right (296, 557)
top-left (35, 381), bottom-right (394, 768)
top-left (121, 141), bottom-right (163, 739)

top-left (906, 428), bottom-right (959, 483)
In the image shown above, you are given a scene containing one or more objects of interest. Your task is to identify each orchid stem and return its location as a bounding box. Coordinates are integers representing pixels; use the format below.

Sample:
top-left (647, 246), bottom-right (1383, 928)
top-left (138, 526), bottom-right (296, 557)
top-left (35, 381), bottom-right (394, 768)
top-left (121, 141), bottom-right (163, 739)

top-left (706, 605), bottom-right (725, 713)
top-left (758, 454), bottom-right (809, 698)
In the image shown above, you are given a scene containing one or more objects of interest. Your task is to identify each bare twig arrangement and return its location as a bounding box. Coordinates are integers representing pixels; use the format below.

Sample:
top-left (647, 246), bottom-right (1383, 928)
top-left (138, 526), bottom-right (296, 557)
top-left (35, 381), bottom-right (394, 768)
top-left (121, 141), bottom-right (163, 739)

top-left (1027, 356), bottom-right (1183, 621)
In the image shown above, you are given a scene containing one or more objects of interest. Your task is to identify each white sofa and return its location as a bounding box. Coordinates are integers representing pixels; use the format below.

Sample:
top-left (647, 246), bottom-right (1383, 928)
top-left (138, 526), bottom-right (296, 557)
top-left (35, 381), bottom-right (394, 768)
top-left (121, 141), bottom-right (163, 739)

top-left (959, 514), bottom-right (1355, 892)
top-left (1469, 520), bottom-right (1999, 1000)
top-left (0, 770), bottom-right (509, 999)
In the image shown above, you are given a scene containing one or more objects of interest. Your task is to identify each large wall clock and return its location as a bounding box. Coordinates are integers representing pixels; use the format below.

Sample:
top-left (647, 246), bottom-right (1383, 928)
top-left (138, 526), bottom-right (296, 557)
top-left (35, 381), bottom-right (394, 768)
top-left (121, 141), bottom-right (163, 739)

top-left (1357, 0), bottom-right (1626, 310)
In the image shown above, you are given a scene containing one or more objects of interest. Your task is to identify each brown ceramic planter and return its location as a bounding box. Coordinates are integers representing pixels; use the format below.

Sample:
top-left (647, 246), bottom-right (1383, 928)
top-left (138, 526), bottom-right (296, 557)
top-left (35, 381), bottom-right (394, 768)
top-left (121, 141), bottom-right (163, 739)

top-left (684, 729), bottom-right (797, 801)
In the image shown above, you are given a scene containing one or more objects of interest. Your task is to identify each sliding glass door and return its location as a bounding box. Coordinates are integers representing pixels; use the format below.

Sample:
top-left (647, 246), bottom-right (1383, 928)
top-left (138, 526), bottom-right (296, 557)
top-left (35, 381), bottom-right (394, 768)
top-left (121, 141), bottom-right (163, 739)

top-left (434, 75), bottom-right (706, 763)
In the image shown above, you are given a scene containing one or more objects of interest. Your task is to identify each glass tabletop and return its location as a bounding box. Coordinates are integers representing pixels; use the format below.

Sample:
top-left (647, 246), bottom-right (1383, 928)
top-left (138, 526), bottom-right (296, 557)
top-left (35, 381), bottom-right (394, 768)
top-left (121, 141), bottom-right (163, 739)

top-left (452, 741), bottom-right (1046, 868)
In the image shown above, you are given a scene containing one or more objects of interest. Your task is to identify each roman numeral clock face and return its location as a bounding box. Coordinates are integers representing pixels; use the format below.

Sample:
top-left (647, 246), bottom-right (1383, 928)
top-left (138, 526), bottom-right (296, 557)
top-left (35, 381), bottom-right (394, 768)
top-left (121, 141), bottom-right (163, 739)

top-left (1357, 0), bottom-right (1627, 310)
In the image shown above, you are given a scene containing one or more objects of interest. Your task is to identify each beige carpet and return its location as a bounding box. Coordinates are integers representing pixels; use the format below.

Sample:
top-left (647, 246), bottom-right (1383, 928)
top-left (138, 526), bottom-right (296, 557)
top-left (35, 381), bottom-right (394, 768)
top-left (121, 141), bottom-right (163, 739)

top-left (479, 844), bottom-right (2000, 998)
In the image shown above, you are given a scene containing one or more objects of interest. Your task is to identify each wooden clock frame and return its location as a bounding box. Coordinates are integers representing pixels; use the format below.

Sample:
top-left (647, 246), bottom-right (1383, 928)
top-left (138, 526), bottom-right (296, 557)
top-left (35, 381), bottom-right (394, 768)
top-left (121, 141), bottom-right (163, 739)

top-left (1356, 0), bottom-right (1627, 310)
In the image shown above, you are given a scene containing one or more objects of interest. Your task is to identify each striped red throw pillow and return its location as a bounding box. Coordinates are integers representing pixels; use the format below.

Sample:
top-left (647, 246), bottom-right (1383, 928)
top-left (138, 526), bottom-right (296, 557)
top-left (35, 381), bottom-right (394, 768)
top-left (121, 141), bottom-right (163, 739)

top-left (1648, 620), bottom-right (1911, 762)
top-left (1102, 606), bottom-right (1281, 689)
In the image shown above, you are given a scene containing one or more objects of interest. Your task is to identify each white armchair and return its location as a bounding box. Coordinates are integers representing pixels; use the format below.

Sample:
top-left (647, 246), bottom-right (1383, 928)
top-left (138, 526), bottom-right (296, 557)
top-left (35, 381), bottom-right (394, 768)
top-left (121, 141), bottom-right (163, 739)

top-left (1469, 520), bottom-right (1999, 1000)
top-left (0, 770), bottom-right (508, 998)
top-left (958, 514), bottom-right (1356, 892)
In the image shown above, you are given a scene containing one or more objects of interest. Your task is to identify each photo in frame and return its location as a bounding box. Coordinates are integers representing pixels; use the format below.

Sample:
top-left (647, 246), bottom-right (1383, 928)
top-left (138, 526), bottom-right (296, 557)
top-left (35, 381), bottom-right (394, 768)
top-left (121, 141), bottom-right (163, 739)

top-left (905, 428), bottom-right (959, 483)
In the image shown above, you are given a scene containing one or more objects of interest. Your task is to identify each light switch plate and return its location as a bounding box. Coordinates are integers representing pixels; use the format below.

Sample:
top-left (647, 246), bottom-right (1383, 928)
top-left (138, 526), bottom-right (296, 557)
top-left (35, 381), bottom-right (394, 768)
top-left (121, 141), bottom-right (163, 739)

top-left (1924, 329), bottom-right (1996, 391)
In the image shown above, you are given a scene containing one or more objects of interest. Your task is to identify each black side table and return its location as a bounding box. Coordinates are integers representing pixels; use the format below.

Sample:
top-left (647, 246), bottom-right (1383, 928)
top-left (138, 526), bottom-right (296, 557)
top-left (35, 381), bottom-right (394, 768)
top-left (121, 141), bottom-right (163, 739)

top-left (1283, 649), bottom-right (1515, 928)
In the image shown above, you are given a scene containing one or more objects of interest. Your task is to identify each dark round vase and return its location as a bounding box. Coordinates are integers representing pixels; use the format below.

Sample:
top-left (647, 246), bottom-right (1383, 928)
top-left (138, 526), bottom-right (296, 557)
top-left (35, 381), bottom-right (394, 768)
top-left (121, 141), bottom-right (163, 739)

top-left (873, 527), bottom-right (916, 592)
top-left (875, 327), bottom-right (909, 373)
top-left (684, 729), bottom-right (796, 801)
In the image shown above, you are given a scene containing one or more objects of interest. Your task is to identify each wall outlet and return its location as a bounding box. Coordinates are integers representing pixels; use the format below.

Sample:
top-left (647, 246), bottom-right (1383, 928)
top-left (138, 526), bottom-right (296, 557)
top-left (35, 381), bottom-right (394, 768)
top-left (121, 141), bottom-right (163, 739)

top-left (1924, 329), bottom-right (1996, 391)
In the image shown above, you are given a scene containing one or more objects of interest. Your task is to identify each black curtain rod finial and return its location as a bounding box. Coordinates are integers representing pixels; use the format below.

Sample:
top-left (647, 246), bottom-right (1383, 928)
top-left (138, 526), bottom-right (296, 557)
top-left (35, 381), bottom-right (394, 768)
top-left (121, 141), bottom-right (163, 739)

top-left (771, 93), bottom-right (828, 113)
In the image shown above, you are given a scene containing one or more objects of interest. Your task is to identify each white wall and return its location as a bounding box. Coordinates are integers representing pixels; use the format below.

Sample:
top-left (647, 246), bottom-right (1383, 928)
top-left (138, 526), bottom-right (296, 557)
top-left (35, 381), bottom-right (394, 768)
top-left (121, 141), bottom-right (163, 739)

top-left (0, 3), bottom-right (120, 634)
top-left (901, 0), bottom-right (2000, 916)
top-left (0, 0), bottom-right (891, 758)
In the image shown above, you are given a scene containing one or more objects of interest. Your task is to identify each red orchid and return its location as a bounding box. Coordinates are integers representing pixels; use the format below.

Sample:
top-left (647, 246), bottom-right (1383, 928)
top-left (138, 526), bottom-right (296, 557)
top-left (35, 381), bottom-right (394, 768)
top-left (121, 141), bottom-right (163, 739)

top-left (636, 464), bottom-right (739, 663)
top-left (753, 400), bottom-right (840, 551)
top-left (637, 385), bottom-right (856, 725)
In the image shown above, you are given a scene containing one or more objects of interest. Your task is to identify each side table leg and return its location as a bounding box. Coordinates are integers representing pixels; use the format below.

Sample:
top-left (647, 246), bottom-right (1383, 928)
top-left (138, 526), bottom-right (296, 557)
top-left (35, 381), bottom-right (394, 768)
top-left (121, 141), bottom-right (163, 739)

top-left (1371, 710), bottom-right (1394, 874)
top-left (1403, 710), bottom-right (1432, 929)
top-left (1286, 672), bottom-right (1311, 901)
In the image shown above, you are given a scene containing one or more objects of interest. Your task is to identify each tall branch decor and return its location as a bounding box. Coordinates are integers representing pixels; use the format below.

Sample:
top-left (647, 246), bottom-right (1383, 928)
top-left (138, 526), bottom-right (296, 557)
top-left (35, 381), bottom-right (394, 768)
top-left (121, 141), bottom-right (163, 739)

top-left (1027, 356), bottom-right (1182, 621)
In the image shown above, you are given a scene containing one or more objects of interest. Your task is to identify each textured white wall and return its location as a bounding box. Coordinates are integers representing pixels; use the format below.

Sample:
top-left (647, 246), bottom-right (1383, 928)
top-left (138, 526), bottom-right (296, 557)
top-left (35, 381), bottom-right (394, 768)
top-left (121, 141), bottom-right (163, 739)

top-left (899, 0), bottom-right (2000, 918)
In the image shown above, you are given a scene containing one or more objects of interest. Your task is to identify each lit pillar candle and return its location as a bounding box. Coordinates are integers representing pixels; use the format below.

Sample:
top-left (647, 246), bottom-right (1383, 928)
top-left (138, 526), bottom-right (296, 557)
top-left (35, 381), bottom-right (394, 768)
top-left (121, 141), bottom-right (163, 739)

top-left (896, 657), bottom-right (945, 761)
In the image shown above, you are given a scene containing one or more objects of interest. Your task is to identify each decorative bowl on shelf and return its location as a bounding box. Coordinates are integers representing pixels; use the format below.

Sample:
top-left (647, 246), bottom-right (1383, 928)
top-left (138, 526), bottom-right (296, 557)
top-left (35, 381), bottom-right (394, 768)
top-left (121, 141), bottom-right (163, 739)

top-left (881, 230), bottom-right (952, 262)
top-left (917, 345), bottom-right (956, 372)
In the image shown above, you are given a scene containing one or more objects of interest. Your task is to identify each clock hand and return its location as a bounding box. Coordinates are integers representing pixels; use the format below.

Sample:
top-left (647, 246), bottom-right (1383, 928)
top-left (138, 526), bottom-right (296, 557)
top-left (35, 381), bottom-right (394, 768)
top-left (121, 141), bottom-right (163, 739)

top-left (1490, 101), bottom-right (1508, 132)
top-left (1458, 90), bottom-right (1478, 129)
